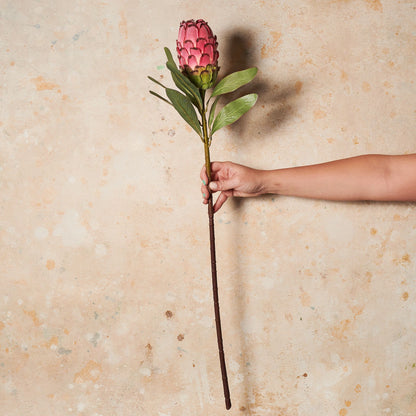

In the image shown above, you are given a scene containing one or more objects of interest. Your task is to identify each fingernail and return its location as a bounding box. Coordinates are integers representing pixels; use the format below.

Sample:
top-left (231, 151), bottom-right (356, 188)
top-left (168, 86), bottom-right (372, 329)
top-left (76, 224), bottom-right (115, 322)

top-left (209, 182), bottom-right (217, 191)
top-left (202, 180), bottom-right (206, 185)
top-left (203, 193), bottom-right (206, 198)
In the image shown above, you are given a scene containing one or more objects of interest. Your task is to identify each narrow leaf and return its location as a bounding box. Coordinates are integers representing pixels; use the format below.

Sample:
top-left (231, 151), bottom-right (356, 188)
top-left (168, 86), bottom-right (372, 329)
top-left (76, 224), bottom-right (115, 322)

top-left (166, 61), bottom-right (203, 110)
top-left (211, 67), bottom-right (258, 97)
top-left (170, 68), bottom-right (200, 109)
top-left (164, 47), bottom-right (178, 69)
top-left (166, 88), bottom-right (202, 137)
top-left (148, 76), bottom-right (168, 89)
top-left (149, 90), bottom-right (172, 106)
top-left (211, 93), bottom-right (258, 135)
top-left (208, 96), bottom-right (221, 128)
top-left (165, 47), bottom-right (192, 92)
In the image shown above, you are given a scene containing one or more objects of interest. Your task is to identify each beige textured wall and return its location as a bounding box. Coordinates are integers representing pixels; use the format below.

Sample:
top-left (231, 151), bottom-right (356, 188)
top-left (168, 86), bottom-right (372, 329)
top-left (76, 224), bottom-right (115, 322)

top-left (1, 1), bottom-right (416, 415)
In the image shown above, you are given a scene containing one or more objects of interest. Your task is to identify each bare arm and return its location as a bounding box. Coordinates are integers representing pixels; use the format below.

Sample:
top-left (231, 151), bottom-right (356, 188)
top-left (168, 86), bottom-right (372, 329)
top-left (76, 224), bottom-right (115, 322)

top-left (263, 154), bottom-right (416, 201)
top-left (201, 154), bottom-right (416, 212)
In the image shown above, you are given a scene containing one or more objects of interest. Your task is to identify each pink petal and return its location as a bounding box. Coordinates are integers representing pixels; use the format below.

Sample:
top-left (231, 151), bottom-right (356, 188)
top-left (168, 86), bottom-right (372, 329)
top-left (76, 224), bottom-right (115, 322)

top-left (187, 55), bottom-right (198, 69)
top-left (184, 40), bottom-right (193, 54)
top-left (190, 47), bottom-right (202, 64)
top-left (199, 54), bottom-right (210, 67)
top-left (196, 38), bottom-right (206, 51)
top-left (205, 37), bottom-right (215, 46)
top-left (180, 48), bottom-right (189, 59)
top-left (204, 44), bottom-right (214, 61)
top-left (179, 25), bottom-right (186, 44)
top-left (179, 56), bottom-right (186, 68)
top-left (198, 24), bottom-right (210, 39)
top-left (186, 24), bottom-right (198, 45)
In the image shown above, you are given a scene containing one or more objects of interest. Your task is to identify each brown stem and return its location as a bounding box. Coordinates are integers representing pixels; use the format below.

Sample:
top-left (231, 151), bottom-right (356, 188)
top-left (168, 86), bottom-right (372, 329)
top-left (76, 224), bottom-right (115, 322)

top-left (201, 91), bottom-right (231, 410)
top-left (208, 198), bottom-right (231, 410)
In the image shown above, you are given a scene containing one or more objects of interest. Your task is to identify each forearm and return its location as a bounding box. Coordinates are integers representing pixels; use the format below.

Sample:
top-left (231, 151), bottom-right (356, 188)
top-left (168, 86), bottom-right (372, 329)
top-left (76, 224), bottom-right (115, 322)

top-left (261, 154), bottom-right (416, 201)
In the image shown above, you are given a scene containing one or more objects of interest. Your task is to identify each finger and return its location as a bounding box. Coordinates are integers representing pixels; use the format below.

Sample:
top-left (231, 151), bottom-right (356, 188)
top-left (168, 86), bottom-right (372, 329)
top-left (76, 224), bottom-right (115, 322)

top-left (210, 161), bottom-right (224, 174)
top-left (203, 161), bottom-right (224, 181)
top-left (200, 165), bottom-right (209, 183)
top-left (213, 191), bottom-right (230, 213)
top-left (200, 166), bottom-right (211, 204)
top-left (209, 176), bottom-right (238, 193)
top-left (201, 184), bottom-right (210, 203)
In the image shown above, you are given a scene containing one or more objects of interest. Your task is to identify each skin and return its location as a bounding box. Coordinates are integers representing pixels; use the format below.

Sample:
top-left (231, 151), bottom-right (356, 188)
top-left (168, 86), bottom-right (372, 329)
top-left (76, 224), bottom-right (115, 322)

top-left (200, 154), bottom-right (416, 213)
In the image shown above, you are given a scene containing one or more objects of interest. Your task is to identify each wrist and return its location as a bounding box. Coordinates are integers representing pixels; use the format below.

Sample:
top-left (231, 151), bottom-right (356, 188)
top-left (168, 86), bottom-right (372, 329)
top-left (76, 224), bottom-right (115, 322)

top-left (258, 169), bottom-right (281, 195)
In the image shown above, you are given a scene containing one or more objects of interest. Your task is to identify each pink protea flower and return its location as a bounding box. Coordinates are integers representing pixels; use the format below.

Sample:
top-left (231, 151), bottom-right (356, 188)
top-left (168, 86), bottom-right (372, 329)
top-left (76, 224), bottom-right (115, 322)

top-left (176, 19), bottom-right (219, 90)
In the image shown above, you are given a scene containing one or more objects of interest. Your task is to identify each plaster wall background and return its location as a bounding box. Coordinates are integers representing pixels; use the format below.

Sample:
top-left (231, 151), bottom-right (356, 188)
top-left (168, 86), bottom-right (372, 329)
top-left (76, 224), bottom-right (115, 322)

top-left (1, 1), bottom-right (416, 415)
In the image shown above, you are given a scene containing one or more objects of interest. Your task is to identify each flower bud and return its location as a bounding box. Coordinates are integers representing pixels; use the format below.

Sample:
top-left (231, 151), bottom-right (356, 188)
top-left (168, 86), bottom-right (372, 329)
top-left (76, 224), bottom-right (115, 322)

top-left (176, 19), bottom-right (219, 90)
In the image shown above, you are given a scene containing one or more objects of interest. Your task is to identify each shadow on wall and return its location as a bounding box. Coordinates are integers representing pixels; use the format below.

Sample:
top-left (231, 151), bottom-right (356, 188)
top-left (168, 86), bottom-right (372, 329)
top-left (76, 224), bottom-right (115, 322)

top-left (220, 29), bottom-right (301, 142)
top-left (217, 29), bottom-right (303, 413)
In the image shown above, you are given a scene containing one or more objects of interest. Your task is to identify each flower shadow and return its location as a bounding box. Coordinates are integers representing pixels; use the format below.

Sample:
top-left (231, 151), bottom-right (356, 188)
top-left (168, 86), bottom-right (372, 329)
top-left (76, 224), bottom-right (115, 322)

top-left (218, 29), bottom-right (301, 141)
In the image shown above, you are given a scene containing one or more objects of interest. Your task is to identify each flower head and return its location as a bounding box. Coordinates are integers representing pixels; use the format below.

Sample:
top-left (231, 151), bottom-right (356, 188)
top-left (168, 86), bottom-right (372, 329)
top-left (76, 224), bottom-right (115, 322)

top-left (176, 19), bottom-right (219, 90)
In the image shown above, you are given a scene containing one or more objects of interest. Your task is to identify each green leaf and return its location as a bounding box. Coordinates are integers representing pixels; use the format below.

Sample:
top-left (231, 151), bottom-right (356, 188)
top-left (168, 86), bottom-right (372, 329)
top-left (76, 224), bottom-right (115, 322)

top-left (164, 47), bottom-right (202, 109)
top-left (166, 61), bottom-right (203, 110)
top-left (164, 47), bottom-right (178, 69)
top-left (166, 88), bottom-right (202, 137)
top-left (149, 90), bottom-right (172, 106)
top-left (211, 67), bottom-right (258, 97)
top-left (208, 96), bottom-right (221, 129)
top-left (148, 76), bottom-right (169, 90)
top-left (211, 93), bottom-right (258, 135)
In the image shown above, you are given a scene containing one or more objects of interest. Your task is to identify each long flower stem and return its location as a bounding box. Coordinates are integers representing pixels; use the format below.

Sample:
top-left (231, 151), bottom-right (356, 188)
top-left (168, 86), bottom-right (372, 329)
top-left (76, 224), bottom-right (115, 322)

top-left (201, 91), bottom-right (231, 410)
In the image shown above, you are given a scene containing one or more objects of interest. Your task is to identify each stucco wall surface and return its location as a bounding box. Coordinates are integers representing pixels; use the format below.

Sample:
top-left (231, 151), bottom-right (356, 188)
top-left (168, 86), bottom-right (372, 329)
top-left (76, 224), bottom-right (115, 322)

top-left (1, 1), bottom-right (416, 415)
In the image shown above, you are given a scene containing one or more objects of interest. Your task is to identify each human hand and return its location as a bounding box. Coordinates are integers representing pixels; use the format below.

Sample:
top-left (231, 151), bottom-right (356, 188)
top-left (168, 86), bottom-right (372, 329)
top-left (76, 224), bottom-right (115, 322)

top-left (200, 161), bottom-right (266, 212)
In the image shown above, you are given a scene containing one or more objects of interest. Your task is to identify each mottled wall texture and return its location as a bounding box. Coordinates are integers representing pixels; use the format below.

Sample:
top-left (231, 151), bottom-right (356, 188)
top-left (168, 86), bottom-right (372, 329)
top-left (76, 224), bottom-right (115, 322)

top-left (1, 1), bottom-right (416, 415)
